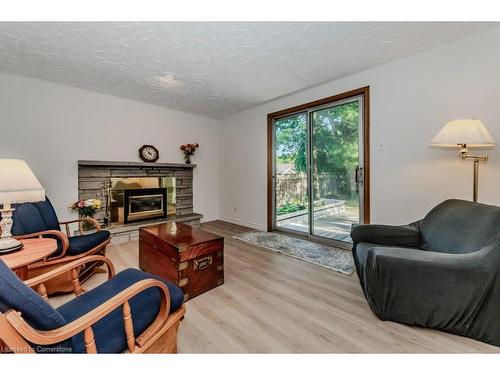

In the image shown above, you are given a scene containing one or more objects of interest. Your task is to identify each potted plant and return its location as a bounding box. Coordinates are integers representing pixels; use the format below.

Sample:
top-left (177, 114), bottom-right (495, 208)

top-left (70, 198), bottom-right (102, 231)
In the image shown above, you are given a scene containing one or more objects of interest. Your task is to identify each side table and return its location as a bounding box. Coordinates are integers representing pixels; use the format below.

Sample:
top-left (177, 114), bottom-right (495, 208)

top-left (0, 238), bottom-right (58, 280)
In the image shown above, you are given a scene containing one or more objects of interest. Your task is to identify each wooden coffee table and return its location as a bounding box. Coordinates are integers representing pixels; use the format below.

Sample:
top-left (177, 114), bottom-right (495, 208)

top-left (139, 222), bottom-right (224, 301)
top-left (0, 238), bottom-right (58, 280)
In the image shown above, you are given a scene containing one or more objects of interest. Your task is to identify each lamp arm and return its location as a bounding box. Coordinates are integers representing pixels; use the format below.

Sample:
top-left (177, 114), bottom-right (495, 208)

top-left (459, 143), bottom-right (489, 161)
top-left (459, 148), bottom-right (489, 203)
top-left (462, 154), bottom-right (488, 161)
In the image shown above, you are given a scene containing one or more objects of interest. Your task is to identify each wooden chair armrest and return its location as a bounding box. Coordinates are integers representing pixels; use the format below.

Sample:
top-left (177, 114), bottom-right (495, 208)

top-left (13, 230), bottom-right (69, 260)
top-left (59, 218), bottom-right (101, 236)
top-left (6, 278), bottom-right (171, 352)
top-left (24, 255), bottom-right (115, 288)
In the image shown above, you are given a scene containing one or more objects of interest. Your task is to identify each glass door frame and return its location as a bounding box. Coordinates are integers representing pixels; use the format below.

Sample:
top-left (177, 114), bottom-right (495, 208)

top-left (308, 96), bottom-right (364, 246)
top-left (271, 110), bottom-right (310, 240)
top-left (267, 87), bottom-right (370, 249)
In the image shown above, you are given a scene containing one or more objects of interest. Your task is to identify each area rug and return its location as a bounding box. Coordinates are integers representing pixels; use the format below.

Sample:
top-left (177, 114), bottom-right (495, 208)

top-left (233, 231), bottom-right (355, 275)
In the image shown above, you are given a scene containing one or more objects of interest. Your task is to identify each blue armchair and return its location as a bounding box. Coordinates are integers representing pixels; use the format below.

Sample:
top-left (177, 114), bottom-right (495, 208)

top-left (0, 256), bottom-right (186, 353)
top-left (10, 197), bottom-right (111, 294)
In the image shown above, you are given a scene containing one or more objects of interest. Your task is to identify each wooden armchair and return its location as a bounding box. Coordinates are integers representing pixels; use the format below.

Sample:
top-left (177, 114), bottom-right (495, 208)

top-left (10, 197), bottom-right (111, 294)
top-left (0, 255), bottom-right (186, 354)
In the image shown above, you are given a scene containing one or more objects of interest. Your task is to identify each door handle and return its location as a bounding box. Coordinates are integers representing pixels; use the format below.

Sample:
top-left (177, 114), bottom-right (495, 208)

top-left (355, 166), bottom-right (363, 190)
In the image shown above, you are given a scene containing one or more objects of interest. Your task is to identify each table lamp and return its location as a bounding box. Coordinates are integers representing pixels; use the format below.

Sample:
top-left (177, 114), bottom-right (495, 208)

top-left (0, 159), bottom-right (45, 252)
top-left (430, 119), bottom-right (495, 202)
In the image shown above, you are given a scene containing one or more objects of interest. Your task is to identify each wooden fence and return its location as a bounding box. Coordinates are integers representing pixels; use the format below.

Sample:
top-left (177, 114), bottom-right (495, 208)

top-left (276, 173), bottom-right (345, 206)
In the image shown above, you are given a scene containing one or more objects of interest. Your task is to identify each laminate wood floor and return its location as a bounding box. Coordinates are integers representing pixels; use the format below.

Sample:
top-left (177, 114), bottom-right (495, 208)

top-left (50, 220), bottom-right (500, 353)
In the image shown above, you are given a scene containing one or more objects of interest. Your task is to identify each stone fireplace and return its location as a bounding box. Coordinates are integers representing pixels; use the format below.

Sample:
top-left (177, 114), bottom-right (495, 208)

top-left (77, 160), bottom-right (202, 239)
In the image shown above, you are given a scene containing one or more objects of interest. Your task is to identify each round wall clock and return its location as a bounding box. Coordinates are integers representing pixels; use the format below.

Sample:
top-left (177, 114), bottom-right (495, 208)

top-left (139, 144), bottom-right (159, 163)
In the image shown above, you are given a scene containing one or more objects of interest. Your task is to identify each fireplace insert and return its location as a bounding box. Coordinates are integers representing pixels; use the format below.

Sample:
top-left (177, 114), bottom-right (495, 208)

top-left (123, 188), bottom-right (168, 224)
top-left (109, 177), bottom-right (176, 225)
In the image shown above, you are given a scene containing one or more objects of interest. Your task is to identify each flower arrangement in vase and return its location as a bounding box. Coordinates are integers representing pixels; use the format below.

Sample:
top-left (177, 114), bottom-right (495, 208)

top-left (70, 199), bottom-right (102, 230)
top-left (180, 143), bottom-right (199, 164)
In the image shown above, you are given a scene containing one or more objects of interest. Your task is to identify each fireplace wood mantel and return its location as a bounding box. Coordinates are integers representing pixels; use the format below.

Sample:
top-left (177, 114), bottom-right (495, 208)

top-left (78, 160), bottom-right (196, 168)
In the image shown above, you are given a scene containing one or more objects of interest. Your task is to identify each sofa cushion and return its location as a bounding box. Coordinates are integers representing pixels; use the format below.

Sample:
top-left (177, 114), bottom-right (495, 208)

top-left (11, 197), bottom-right (60, 235)
top-left (57, 268), bottom-right (184, 353)
top-left (53, 230), bottom-right (111, 257)
top-left (420, 199), bottom-right (500, 254)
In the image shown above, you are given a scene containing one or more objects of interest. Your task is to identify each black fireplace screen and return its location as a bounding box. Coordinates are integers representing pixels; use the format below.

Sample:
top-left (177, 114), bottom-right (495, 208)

top-left (123, 188), bottom-right (168, 224)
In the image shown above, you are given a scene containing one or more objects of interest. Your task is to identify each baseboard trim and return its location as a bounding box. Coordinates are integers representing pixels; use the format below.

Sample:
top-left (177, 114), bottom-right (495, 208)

top-left (218, 216), bottom-right (267, 232)
top-left (200, 215), bottom-right (218, 223)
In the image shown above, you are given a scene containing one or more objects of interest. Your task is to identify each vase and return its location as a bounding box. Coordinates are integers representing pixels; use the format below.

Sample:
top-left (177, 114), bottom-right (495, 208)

top-left (81, 216), bottom-right (95, 232)
top-left (184, 155), bottom-right (192, 164)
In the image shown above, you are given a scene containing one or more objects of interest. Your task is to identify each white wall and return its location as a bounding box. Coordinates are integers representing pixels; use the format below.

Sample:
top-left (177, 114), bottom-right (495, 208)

top-left (219, 27), bottom-right (500, 230)
top-left (3, 26), bottom-right (500, 231)
top-left (0, 72), bottom-right (221, 222)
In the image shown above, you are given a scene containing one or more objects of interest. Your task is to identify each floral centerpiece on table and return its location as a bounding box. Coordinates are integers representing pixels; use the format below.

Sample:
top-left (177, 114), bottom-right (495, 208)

top-left (70, 198), bottom-right (102, 218)
top-left (180, 143), bottom-right (199, 164)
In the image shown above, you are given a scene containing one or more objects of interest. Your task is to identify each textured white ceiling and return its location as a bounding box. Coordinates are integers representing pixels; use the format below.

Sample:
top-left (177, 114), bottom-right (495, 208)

top-left (0, 22), bottom-right (496, 118)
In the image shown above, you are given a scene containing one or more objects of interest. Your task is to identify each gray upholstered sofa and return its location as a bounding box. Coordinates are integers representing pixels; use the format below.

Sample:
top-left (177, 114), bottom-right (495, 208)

top-left (351, 199), bottom-right (500, 347)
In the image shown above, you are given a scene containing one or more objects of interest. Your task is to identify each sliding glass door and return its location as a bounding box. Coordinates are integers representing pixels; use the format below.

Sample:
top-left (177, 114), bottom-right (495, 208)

top-left (274, 112), bottom-right (309, 234)
top-left (310, 99), bottom-right (363, 243)
top-left (271, 91), bottom-right (367, 246)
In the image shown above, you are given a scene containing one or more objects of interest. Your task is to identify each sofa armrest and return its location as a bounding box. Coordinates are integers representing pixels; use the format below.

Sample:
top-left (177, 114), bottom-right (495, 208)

top-left (350, 224), bottom-right (421, 247)
top-left (364, 247), bottom-right (491, 317)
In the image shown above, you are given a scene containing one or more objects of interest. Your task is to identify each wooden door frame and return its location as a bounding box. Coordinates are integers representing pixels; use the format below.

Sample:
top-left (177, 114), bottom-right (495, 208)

top-left (267, 86), bottom-right (370, 232)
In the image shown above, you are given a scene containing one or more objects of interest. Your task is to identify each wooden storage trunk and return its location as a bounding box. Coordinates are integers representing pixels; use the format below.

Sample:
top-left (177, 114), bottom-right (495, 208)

top-left (139, 222), bottom-right (224, 301)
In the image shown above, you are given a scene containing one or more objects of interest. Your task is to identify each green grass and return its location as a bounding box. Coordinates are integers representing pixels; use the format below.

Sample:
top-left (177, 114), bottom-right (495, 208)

top-left (277, 201), bottom-right (307, 215)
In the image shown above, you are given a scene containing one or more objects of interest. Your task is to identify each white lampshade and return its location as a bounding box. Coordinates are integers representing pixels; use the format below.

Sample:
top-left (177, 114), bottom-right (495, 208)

top-left (430, 119), bottom-right (495, 148)
top-left (0, 159), bottom-right (45, 204)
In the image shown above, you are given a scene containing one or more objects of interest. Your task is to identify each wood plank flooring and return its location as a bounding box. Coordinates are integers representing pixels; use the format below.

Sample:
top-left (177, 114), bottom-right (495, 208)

top-left (50, 220), bottom-right (500, 353)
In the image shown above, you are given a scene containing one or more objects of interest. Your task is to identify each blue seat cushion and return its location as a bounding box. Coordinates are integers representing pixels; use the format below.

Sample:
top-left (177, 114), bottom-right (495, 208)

top-left (53, 230), bottom-right (111, 257)
top-left (57, 268), bottom-right (184, 353)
